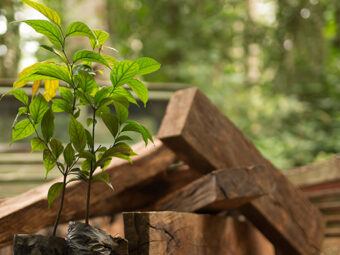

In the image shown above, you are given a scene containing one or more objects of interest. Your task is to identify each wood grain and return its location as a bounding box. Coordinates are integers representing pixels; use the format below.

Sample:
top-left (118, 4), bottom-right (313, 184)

top-left (0, 140), bottom-right (200, 248)
top-left (151, 167), bottom-right (263, 212)
top-left (123, 211), bottom-right (274, 255)
top-left (287, 155), bottom-right (340, 189)
top-left (158, 87), bottom-right (324, 255)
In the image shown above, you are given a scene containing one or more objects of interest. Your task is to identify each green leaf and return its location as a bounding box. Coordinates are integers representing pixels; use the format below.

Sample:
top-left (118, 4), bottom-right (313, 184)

top-left (65, 21), bottom-right (95, 39)
top-left (135, 57), bottom-right (161, 75)
top-left (14, 62), bottom-right (71, 87)
top-left (14, 62), bottom-right (42, 88)
top-left (73, 64), bottom-right (96, 76)
top-left (78, 150), bottom-right (95, 161)
top-left (59, 87), bottom-right (74, 104)
top-left (63, 143), bottom-right (75, 166)
top-left (85, 129), bottom-right (93, 149)
top-left (114, 135), bottom-right (133, 144)
top-left (12, 119), bottom-right (35, 142)
top-left (40, 45), bottom-right (66, 62)
top-left (68, 117), bottom-right (86, 152)
top-left (101, 112), bottom-right (119, 138)
top-left (94, 87), bottom-right (111, 105)
top-left (33, 63), bottom-right (71, 83)
top-left (43, 149), bottom-right (56, 175)
top-left (23, 20), bottom-right (63, 48)
top-left (128, 79), bottom-right (148, 106)
top-left (52, 98), bottom-right (72, 113)
top-left (75, 71), bottom-right (97, 94)
top-left (102, 54), bottom-right (117, 67)
top-left (23, 0), bottom-right (61, 25)
top-left (81, 159), bottom-right (91, 173)
top-left (11, 89), bottom-right (29, 105)
top-left (18, 106), bottom-right (28, 115)
top-left (86, 117), bottom-right (93, 127)
top-left (41, 109), bottom-right (54, 141)
top-left (110, 60), bottom-right (139, 87)
top-left (31, 137), bottom-right (46, 151)
top-left (114, 87), bottom-right (138, 105)
top-left (50, 138), bottom-right (64, 158)
top-left (99, 143), bottom-right (136, 166)
top-left (92, 172), bottom-right (113, 190)
top-left (122, 120), bottom-right (153, 145)
top-left (73, 50), bottom-right (109, 67)
top-left (113, 101), bottom-right (129, 122)
top-left (47, 182), bottom-right (63, 208)
top-left (90, 29), bottom-right (109, 48)
top-left (29, 94), bottom-right (49, 123)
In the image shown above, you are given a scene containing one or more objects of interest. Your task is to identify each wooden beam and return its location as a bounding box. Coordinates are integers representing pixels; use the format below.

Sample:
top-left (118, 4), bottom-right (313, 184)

top-left (287, 155), bottom-right (340, 189)
top-left (0, 140), bottom-right (201, 248)
top-left (151, 167), bottom-right (263, 212)
top-left (317, 201), bottom-right (340, 214)
top-left (306, 187), bottom-right (340, 202)
top-left (158, 87), bottom-right (324, 255)
top-left (325, 228), bottom-right (340, 237)
top-left (123, 211), bottom-right (275, 255)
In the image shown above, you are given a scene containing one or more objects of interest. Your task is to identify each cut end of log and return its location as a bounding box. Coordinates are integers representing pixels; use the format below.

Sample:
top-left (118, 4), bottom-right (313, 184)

top-left (158, 87), bottom-right (200, 139)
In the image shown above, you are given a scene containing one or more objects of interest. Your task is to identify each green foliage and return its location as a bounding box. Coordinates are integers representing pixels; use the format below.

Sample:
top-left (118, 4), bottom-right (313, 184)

top-left (11, 89), bottom-right (29, 105)
top-left (68, 117), bottom-right (86, 152)
top-left (122, 120), bottom-right (153, 145)
top-left (91, 30), bottom-right (109, 48)
top-left (22, 0), bottom-right (61, 25)
top-left (12, 119), bottom-right (35, 141)
top-left (101, 112), bottom-right (119, 138)
top-left (41, 109), bottom-right (54, 142)
top-left (23, 20), bottom-right (63, 48)
top-left (110, 60), bottom-right (139, 87)
top-left (63, 143), bottom-right (75, 167)
top-left (31, 137), bottom-right (46, 152)
top-left (127, 79), bottom-right (148, 106)
top-left (66, 21), bottom-right (95, 39)
top-left (106, 0), bottom-right (339, 169)
top-left (72, 50), bottom-right (109, 67)
top-left (9, 0), bottom-right (160, 230)
top-left (43, 149), bottom-right (56, 175)
top-left (29, 94), bottom-right (49, 124)
top-left (135, 57), bottom-right (161, 75)
top-left (47, 182), bottom-right (63, 208)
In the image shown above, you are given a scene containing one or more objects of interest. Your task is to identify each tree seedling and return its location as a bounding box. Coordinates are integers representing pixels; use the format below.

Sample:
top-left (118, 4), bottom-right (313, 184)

top-left (9, 0), bottom-right (160, 236)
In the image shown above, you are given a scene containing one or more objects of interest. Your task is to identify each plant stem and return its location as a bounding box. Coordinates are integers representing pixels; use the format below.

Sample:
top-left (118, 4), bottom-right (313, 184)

top-left (85, 172), bottom-right (92, 225)
top-left (52, 174), bottom-right (67, 236)
top-left (85, 108), bottom-right (97, 224)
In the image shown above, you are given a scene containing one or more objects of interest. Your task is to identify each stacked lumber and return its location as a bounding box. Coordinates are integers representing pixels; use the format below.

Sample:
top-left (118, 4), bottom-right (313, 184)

top-left (0, 87), bottom-right (329, 255)
top-left (287, 155), bottom-right (340, 242)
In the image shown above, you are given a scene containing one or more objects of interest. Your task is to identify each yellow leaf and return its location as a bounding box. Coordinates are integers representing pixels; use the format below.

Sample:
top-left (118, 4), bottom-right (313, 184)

top-left (43, 80), bottom-right (59, 101)
top-left (13, 63), bottom-right (41, 88)
top-left (22, 0), bottom-right (61, 26)
top-left (32, 80), bottom-right (41, 96)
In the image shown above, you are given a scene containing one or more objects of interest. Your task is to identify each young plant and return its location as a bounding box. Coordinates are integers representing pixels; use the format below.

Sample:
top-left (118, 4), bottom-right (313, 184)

top-left (9, 0), bottom-right (160, 234)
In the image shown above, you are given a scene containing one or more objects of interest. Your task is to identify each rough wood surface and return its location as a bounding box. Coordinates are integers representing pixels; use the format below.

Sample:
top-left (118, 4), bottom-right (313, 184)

top-left (0, 140), bottom-right (200, 248)
top-left (158, 87), bottom-right (324, 255)
top-left (123, 211), bottom-right (274, 255)
top-left (287, 155), bottom-right (340, 188)
top-left (151, 167), bottom-right (263, 212)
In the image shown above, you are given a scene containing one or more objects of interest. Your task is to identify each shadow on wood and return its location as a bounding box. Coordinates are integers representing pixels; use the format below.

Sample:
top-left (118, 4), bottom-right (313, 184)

top-left (158, 87), bottom-right (324, 255)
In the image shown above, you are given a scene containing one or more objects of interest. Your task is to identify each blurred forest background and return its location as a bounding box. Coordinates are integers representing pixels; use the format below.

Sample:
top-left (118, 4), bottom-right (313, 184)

top-left (0, 0), bottom-right (339, 170)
